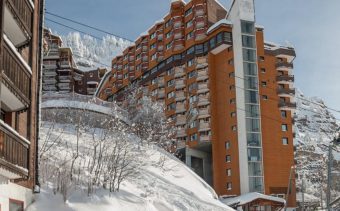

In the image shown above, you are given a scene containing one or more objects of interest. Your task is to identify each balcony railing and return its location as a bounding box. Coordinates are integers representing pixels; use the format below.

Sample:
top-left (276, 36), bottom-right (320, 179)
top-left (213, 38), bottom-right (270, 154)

top-left (1, 40), bottom-right (31, 107)
top-left (199, 122), bottom-right (211, 131)
top-left (277, 88), bottom-right (295, 96)
top-left (276, 75), bottom-right (294, 82)
top-left (276, 61), bottom-right (293, 70)
top-left (199, 135), bottom-right (211, 142)
top-left (0, 120), bottom-right (29, 179)
top-left (6, 0), bottom-right (33, 36)
top-left (278, 102), bottom-right (297, 109)
top-left (176, 115), bottom-right (186, 125)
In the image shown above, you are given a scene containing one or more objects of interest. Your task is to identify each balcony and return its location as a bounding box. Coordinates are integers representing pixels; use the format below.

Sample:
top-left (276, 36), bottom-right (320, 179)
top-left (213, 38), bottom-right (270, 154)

top-left (42, 84), bottom-right (57, 91)
top-left (198, 107), bottom-right (210, 118)
top-left (197, 83), bottom-right (209, 94)
top-left (277, 88), bottom-right (295, 97)
top-left (199, 135), bottom-right (211, 142)
top-left (198, 121), bottom-right (211, 132)
top-left (175, 91), bottom-right (186, 101)
top-left (174, 68), bottom-right (185, 78)
top-left (44, 50), bottom-right (60, 60)
top-left (197, 69), bottom-right (208, 81)
top-left (0, 120), bottom-right (29, 179)
top-left (174, 32), bottom-right (183, 40)
top-left (176, 129), bottom-right (186, 138)
top-left (175, 103), bottom-right (186, 114)
top-left (197, 96), bottom-right (210, 106)
top-left (278, 102), bottom-right (297, 111)
top-left (43, 76), bottom-right (57, 84)
top-left (58, 75), bottom-right (72, 82)
top-left (266, 48), bottom-right (296, 63)
top-left (3, 0), bottom-right (33, 48)
top-left (176, 115), bottom-right (186, 126)
top-left (195, 28), bottom-right (207, 41)
top-left (276, 61), bottom-right (293, 71)
top-left (43, 60), bottom-right (58, 69)
top-left (59, 60), bottom-right (71, 68)
top-left (196, 21), bottom-right (205, 29)
top-left (157, 90), bottom-right (165, 99)
top-left (175, 80), bottom-right (185, 89)
top-left (157, 34), bottom-right (163, 41)
top-left (276, 75), bottom-right (294, 84)
top-left (1, 38), bottom-right (31, 111)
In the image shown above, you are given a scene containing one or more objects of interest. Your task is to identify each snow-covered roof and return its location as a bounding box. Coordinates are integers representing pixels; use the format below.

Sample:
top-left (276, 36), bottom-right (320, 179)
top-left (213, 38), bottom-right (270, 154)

top-left (207, 19), bottom-right (232, 34)
top-left (264, 41), bottom-right (294, 51)
top-left (221, 192), bottom-right (286, 207)
top-left (171, 0), bottom-right (185, 4)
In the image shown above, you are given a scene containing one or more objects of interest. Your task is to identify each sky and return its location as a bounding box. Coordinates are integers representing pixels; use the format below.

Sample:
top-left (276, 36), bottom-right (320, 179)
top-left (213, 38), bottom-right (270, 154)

top-left (45, 0), bottom-right (340, 117)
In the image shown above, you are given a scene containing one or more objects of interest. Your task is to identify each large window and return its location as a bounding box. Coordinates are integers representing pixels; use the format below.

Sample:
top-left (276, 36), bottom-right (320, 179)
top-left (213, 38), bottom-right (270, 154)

top-left (243, 49), bottom-right (257, 62)
top-left (245, 76), bottom-right (258, 90)
top-left (248, 162), bottom-right (263, 176)
top-left (244, 62), bottom-right (257, 76)
top-left (245, 90), bottom-right (259, 104)
top-left (245, 105), bottom-right (260, 118)
top-left (247, 133), bottom-right (261, 147)
top-left (242, 35), bottom-right (256, 48)
top-left (241, 21), bottom-right (255, 35)
top-left (249, 177), bottom-right (263, 192)
top-left (246, 118), bottom-right (260, 132)
top-left (9, 199), bottom-right (24, 211)
top-left (247, 148), bottom-right (262, 162)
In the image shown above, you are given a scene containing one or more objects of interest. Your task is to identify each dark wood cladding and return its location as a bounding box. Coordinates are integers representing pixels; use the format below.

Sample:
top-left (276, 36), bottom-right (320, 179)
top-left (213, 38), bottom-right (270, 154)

top-left (5, 0), bottom-right (33, 36)
top-left (1, 41), bottom-right (31, 106)
top-left (0, 121), bottom-right (29, 177)
top-left (276, 61), bottom-right (293, 69)
top-left (276, 75), bottom-right (294, 82)
top-left (264, 48), bottom-right (296, 58)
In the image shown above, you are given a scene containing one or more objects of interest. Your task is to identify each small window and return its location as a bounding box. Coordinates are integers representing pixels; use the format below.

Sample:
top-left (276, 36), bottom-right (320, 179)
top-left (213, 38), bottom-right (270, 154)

top-left (230, 98), bottom-right (236, 104)
top-left (230, 112), bottom-right (236, 117)
top-left (190, 133), bottom-right (198, 141)
top-left (261, 81), bottom-right (267, 87)
top-left (226, 155), bottom-right (231, 162)
top-left (187, 59), bottom-right (194, 67)
top-left (282, 137), bottom-right (289, 145)
top-left (261, 68), bottom-right (266, 73)
top-left (281, 111), bottom-right (287, 118)
top-left (228, 59), bottom-right (234, 65)
top-left (229, 72), bottom-right (235, 78)
top-left (225, 141), bottom-right (230, 150)
top-left (232, 126), bottom-right (237, 131)
top-left (151, 53), bottom-right (157, 61)
top-left (281, 124), bottom-right (288, 131)
top-left (167, 79), bottom-right (175, 86)
top-left (167, 91), bottom-right (175, 99)
top-left (229, 85), bottom-right (235, 90)
top-left (226, 169), bottom-right (232, 176)
top-left (186, 20), bottom-right (193, 28)
top-left (227, 182), bottom-right (232, 190)
top-left (262, 95), bottom-right (268, 100)
top-left (185, 7), bottom-right (192, 16)
top-left (259, 56), bottom-right (265, 61)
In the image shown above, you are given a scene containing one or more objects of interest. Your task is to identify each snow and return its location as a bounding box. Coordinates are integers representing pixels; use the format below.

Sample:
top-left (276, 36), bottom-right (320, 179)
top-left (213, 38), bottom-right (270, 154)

top-left (0, 120), bottom-right (30, 145)
top-left (207, 19), bottom-right (232, 34)
top-left (60, 32), bottom-right (131, 71)
top-left (221, 192), bottom-right (285, 207)
top-left (27, 123), bottom-right (232, 211)
top-left (3, 34), bottom-right (32, 74)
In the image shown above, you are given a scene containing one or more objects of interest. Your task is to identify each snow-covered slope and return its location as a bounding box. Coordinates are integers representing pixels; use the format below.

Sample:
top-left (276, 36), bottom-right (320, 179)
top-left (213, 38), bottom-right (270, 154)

top-left (294, 89), bottom-right (340, 202)
top-left (61, 32), bottom-right (131, 71)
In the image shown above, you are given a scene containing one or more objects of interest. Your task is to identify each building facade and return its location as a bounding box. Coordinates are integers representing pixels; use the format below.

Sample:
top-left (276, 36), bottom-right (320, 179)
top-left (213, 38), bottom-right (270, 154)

top-left (42, 29), bottom-right (106, 95)
top-left (96, 0), bottom-right (297, 208)
top-left (0, 0), bottom-right (43, 210)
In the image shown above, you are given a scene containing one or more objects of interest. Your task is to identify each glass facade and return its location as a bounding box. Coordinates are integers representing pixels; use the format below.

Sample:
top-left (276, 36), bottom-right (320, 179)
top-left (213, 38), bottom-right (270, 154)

top-left (241, 20), bottom-right (264, 193)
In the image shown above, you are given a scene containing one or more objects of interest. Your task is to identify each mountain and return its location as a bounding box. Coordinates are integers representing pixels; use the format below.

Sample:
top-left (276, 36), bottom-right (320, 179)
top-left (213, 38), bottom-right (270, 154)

top-left (294, 89), bottom-right (340, 203)
top-left (60, 32), bottom-right (131, 71)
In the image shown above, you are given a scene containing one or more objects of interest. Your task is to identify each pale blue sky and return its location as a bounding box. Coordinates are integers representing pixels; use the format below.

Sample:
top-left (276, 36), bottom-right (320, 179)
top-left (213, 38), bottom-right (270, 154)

top-left (45, 0), bottom-right (340, 116)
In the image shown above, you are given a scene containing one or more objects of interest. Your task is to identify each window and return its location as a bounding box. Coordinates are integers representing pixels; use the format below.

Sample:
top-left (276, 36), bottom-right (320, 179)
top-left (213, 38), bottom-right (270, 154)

top-left (225, 141), bottom-right (230, 150)
top-left (281, 124), bottom-right (288, 131)
top-left (259, 56), bottom-right (265, 61)
top-left (248, 162), bottom-right (263, 176)
top-left (185, 7), bottom-right (192, 16)
top-left (245, 105), bottom-right (259, 117)
top-left (243, 49), bottom-right (257, 62)
top-left (190, 133), bottom-right (197, 141)
top-left (189, 121), bottom-right (197, 128)
top-left (244, 62), bottom-right (257, 76)
top-left (187, 58), bottom-right (194, 67)
top-left (188, 71), bottom-right (196, 79)
top-left (229, 85), bottom-right (235, 90)
top-left (150, 32), bottom-right (156, 39)
top-left (227, 182), bottom-right (232, 190)
top-left (245, 76), bottom-right (258, 90)
top-left (241, 21), bottom-right (255, 35)
top-left (230, 98), bottom-right (236, 104)
top-left (151, 53), bottom-right (157, 61)
top-left (262, 95), bottom-right (268, 100)
top-left (209, 37), bottom-right (216, 48)
top-left (166, 42), bottom-right (172, 50)
top-left (231, 125), bottom-right (237, 131)
top-left (261, 81), bottom-right (267, 87)
top-left (167, 91), bottom-right (175, 99)
top-left (189, 95), bottom-right (197, 103)
top-left (242, 35), bottom-right (256, 48)
top-left (281, 111), bottom-right (287, 118)
top-left (229, 72), bottom-right (235, 78)
top-left (150, 43), bottom-right (156, 50)
top-left (217, 32), bottom-right (223, 44)
top-left (261, 68), bottom-right (266, 73)
top-left (165, 19), bottom-right (172, 28)
top-left (230, 112), bottom-right (236, 117)
top-left (247, 133), bottom-right (261, 146)
top-left (246, 118), bottom-right (260, 132)
top-left (282, 137), bottom-right (289, 145)
top-left (226, 155), bottom-right (231, 162)
top-left (167, 79), bottom-right (175, 86)
top-left (186, 20), bottom-right (193, 28)
top-left (166, 31), bottom-right (172, 39)
top-left (167, 68), bottom-right (174, 75)
top-left (226, 169), bottom-right (232, 176)
top-left (186, 31), bottom-right (194, 40)
top-left (9, 199), bottom-right (24, 211)
top-left (228, 59), bottom-right (234, 65)
top-left (124, 73), bottom-right (128, 79)
top-left (136, 54), bottom-right (141, 60)
top-left (248, 148), bottom-right (262, 161)
top-left (187, 46), bottom-right (195, 55)
top-left (167, 103), bottom-right (176, 110)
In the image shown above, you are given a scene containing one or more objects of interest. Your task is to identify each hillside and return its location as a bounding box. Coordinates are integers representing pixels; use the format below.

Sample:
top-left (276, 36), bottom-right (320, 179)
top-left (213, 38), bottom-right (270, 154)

top-left (294, 89), bottom-right (340, 203)
top-left (27, 96), bottom-right (232, 211)
top-left (61, 32), bottom-right (131, 71)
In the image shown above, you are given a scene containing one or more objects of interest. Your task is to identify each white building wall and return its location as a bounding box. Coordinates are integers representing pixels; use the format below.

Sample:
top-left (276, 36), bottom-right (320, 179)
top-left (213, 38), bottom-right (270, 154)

top-left (0, 177), bottom-right (33, 211)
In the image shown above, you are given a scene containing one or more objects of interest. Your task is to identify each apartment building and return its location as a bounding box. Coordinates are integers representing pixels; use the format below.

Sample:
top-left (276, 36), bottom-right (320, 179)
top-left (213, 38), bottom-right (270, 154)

top-left (43, 29), bottom-right (106, 95)
top-left (96, 0), bottom-right (297, 208)
top-left (0, 0), bottom-right (43, 210)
